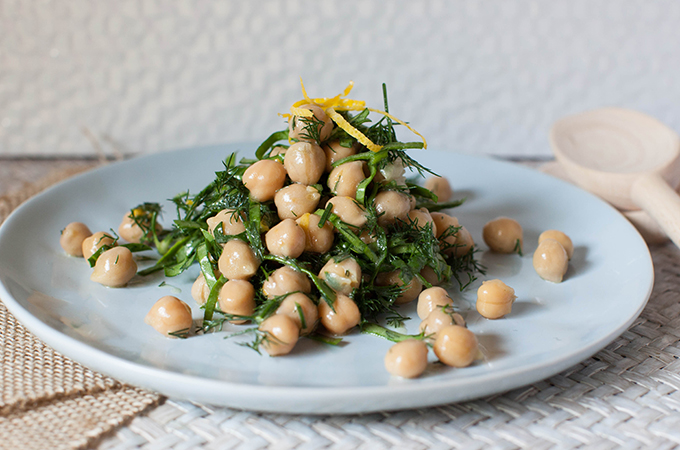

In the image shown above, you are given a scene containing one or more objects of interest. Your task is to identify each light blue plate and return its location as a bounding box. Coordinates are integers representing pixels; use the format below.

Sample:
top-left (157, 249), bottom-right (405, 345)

top-left (0, 144), bottom-right (653, 413)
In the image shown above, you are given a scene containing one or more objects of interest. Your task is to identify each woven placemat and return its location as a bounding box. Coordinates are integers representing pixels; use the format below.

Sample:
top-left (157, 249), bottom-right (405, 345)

top-left (0, 164), bottom-right (162, 450)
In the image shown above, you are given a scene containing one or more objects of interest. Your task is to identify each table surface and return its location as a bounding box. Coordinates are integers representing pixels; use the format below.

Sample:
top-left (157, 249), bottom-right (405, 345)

top-left (3, 158), bottom-right (680, 449)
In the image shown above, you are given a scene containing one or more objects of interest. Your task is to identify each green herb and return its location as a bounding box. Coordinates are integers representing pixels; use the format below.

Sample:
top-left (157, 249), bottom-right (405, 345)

top-left (360, 322), bottom-right (426, 343)
top-left (514, 239), bottom-right (523, 256)
top-left (168, 328), bottom-right (191, 339)
top-left (297, 113), bottom-right (325, 144)
top-left (256, 130), bottom-right (289, 159)
top-left (295, 302), bottom-right (307, 330)
top-left (307, 333), bottom-right (343, 346)
top-left (203, 275), bottom-right (227, 322)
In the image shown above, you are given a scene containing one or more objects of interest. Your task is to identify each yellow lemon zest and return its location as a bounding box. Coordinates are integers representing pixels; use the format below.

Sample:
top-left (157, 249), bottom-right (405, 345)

top-left (367, 108), bottom-right (428, 149)
top-left (324, 108), bottom-right (383, 152)
top-left (290, 106), bottom-right (314, 118)
top-left (281, 80), bottom-right (426, 152)
top-left (300, 77), bottom-right (312, 103)
top-left (297, 213), bottom-right (311, 231)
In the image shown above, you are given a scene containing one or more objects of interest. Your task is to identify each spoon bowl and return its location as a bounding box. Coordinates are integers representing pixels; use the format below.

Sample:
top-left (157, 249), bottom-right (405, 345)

top-left (550, 108), bottom-right (680, 248)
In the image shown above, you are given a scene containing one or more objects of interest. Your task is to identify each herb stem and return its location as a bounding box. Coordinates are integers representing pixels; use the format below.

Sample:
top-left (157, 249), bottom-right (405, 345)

top-left (203, 275), bottom-right (227, 321)
top-left (137, 236), bottom-right (191, 275)
top-left (360, 322), bottom-right (425, 343)
top-left (197, 242), bottom-right (218, 290)
top-left (263, 254), bottom-right (336, 305)
top-left (307, 333), bottom-right (343, 346)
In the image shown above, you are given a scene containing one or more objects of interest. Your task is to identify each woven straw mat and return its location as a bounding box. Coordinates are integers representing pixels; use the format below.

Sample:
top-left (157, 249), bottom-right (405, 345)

top-left (0, 164), bottom-right (161, 450)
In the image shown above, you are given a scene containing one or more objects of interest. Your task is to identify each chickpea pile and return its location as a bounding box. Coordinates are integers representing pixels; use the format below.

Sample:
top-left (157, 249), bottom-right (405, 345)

top-left (153, 99), bottom-right (483, 358)
top-left (62, 85), bottom-right (586, 382)
top-left (385, 287), bottom-right (478, 379)
top-left (60, 219), bottom-right (143, 288)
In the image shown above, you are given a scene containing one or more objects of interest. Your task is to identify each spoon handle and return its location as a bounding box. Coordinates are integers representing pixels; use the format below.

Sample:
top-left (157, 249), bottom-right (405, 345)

top-left (631, 173), bottom-right (680, 249)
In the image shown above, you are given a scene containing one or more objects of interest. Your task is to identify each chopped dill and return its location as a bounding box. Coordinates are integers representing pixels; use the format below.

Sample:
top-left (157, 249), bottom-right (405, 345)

top-left (514, 239), bottom-right (523, 256)
top-left (168, 328), bottom-right (190, 339)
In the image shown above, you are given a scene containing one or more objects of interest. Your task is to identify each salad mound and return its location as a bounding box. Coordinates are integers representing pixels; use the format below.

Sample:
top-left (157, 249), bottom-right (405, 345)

top-left (67, 82), bottom-right (484, 369)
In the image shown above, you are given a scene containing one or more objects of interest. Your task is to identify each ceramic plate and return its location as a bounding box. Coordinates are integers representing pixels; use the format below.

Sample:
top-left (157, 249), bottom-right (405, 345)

top-left (0, 144), bottom-right (653, 414)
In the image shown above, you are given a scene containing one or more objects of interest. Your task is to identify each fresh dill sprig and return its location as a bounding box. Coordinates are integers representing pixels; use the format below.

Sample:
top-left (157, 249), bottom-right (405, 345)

top-left (513, 239), bottom-right (523, 256)
top-left (360, 322), bottom-right (426, 343)
top-left (295, 114), bottom-right (325, 144)
top-left (168, 327), bottom-right (191, 339)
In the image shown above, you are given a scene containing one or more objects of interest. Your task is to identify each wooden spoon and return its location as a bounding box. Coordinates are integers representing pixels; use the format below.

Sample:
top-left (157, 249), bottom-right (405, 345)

top-left (550, 108), bottom-right (680, 248)
top-left (540, 161), bottom-right (670, 245)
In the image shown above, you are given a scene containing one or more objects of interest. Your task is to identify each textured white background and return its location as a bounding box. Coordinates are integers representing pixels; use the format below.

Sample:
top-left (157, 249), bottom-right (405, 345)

top-left (2, 0), bottom-right (680, 157)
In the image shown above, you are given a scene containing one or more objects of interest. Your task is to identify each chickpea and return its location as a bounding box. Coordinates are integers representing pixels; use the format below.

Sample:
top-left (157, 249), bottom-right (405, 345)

top-left (476, 279), bottom-right (516, 319)
top-left (191, 273), bottom-right (210, 305)
top-left (533, 238), bottom-right (569, 283)
top-left (384, 339), bottom-right (429, 379)
top-left (265, 218), bottom-right (306, 258)
top-left (259, 314), bottom-right (300, 356)
top-left (296, 213), bottom-right (334, 253)
top-left (328, 196), bottom-right (367, 228)
top-left (217, 239), bottom-right (260, 280)
top-left (207, 209), bottom-right (246, 236)
top-left (284, 141), bottom-right (326, 185)
top-left (420, 266), bottom-right (441, 286)
top-left (359, 230), bottom-right (377, 245)
top-left (407, 208), bottom-right (437, 235)
top-left (145, 296), bottom-right (193, 338)
top-left (420, 307), bottom-right (466, 338)
top-left (482, 217), bottom-right (523, 254)
top-left (270, 145), bottom-right (287, 158)
top-left (539, 230), bottom-right (573, 260)
top-left (191, 269), bottom-right (221, 305)
top-left (60, 222), bottom-right (92, 256)
top-left (433, 325), bottom-right (479, 368)
top-left (242, 159), bottom-right (287, 202)
top-left (318, 294), bottom-right (361, 335)
top-left (276, 292), bottom-right (319, 335)
top-left (417, 286), bottom-right (454, 319)
top-left (90, 247), bottom-right (137, 287)
top-left (408, 194), bottom-right (417, 211)
top-left (376, 270), bottom-right (423, 305)
top-left (219, 279), bottom-right (256, 324)
top-left (318, 257), bottom-right (361, 295)
top-left (431, 212), bottom-right (459, 254)
top-left (373, 190), bottom-right (411, 227)
top-left (323, 140), bottom-right (358, 172)
top-left (262, 265), bottom-right (311, 299)
top-left (118, 210), bottom-right (162, 244)
top-left (424, 176), bottom-right (453, 202)
top-left (274, 184), bottom-right (320, 220)
top-left (454, 226), bottom-right (475, 257)
top-left (82, 231), bottom-right (116, 260)
top-left (288, 103), bottom-right (334, 143)
top-left (327, 161), bottom-right (367, 198)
